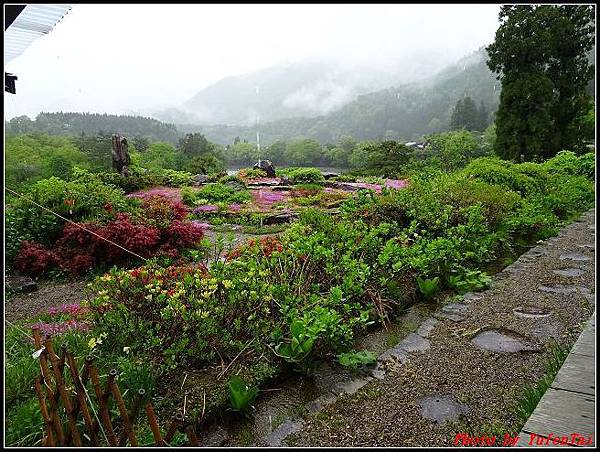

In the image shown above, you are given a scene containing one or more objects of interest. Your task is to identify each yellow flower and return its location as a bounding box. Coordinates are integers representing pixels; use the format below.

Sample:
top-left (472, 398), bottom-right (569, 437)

top-left (222, 280), bottom-right (233, 289)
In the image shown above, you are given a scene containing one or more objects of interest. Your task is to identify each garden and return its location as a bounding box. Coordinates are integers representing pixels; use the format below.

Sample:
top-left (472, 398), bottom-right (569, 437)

top-left (4, 150), bottom-right (595, 446)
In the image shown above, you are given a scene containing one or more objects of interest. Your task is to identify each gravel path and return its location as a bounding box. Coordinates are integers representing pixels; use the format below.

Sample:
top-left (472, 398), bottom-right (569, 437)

top-left (5, 280), bottom-right (89, 323)
top-left (285, 209), bottom-right (595, 447)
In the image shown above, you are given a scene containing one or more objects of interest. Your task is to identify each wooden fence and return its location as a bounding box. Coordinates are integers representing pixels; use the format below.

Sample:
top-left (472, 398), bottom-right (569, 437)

top-left (31, 327), bottom-right (199, 447)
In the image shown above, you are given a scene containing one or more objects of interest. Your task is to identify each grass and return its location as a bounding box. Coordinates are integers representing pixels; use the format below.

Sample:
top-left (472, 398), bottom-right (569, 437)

top-left (514, 339), bottom-right (569, 422)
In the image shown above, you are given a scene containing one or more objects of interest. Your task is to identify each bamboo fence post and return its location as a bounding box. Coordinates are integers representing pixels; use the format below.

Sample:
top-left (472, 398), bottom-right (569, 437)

top-left (32, 328), bottom-right (65, 446)
top-left (87, 357), bottom-right (118, 446)
top-left (164, 412), bottom-right (184, 444)
top-left (108, 369), bottom-right (138, 446)
top-left (185, 422), bottom-right (200, 446)
top-left (118, 388), bottom-right (145, 446)
top-left (45, 339), bottom-right (83, 446)
top-left (65, 350), bottom-right (99, 445)
top-left (34, 376), bottom-right (55, 446)
top-left (145, 403), bottom-right (164, 446)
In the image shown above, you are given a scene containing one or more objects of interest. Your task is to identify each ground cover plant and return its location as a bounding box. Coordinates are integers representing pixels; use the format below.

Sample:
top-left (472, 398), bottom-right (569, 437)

top-left (4, 151), bottom-right (595, 446)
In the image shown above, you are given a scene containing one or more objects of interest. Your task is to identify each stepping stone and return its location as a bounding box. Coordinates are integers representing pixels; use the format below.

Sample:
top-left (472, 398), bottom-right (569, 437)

top-left (418, 395), bottom-right (469, 424)
top-left (559, 252), bottom-right (591, 262)
top-left (378, 346), bottom-right (410, 364)
top-left (441, 303), bottom-right (470, 315)
top-left (305, 393), bottom-right (337, 413)
top-left (330, 377), bottom-right (372, 396)
top-left (471, 329), bottom-right (539, 353)
top-left (538, 285), bottom-right (580, 294)
top-left (416, 318), bottom-right (438, 338)
top-left (262, 419), bottom-right (304, 447)
top-left (434, 302), bottom-right (471, 322)
top-left (462, 292), bottom-right (483, 303)
top-left (577, 244), bottom-right (595, 251)
top-left (434, 312), bottom-right (465, 322)
top-left (397, 333), bottom-right (430, 353)
top-left (370, 364), bottom-right (386, 380)
top-left (552, 268), bottom-right (584, 277)
top-left (513, 306), bottom-right (552, 319)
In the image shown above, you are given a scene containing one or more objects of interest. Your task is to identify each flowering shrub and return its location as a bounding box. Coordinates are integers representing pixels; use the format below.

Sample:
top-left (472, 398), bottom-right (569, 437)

top-left (139, 196), bottom-right (188, 228)
top-left (16, 196), bottom-right (204, 276)
top-left (164, 220), bottom-right (205, 248)
top-left (14, 241), bottom-right (56, 276)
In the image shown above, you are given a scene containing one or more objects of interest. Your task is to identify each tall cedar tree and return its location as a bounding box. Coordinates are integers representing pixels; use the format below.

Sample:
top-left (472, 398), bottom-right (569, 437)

top-left (487, 5), bottom-right (595, 161)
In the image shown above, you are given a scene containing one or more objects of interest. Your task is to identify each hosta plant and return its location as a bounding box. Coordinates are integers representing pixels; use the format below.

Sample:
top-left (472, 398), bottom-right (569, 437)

top-left (228, 376), bottom-right (259, 415)
top-left (416, 276), bottom-right (440, 300)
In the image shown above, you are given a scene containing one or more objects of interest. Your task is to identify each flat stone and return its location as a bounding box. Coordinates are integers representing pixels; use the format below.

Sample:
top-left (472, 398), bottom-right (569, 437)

top-left (418, 395), bottom-right (469, 424)
top-left (370, 365), bottom-right (386, 380)
top-left (378, 346), bottom-right (410, 364)
top-left (434, 312), bottom-right (465, 322)
top-left (471, 329), bottom-right (539, 353)
top-left (513, 306), bottom-right (552, 319)
top-left (559, 252), bottom-right (591, 262)
top-left (330, 377), bottom-right (372, 396)
top-left (5, 275), bottom-right (37, 293)
top-left (398, 333), bottom-right (430, 353)
top-left (261, 419), bottom-right (304, 447)
top-left (441, 303), bottom-right (470, 315)
top-left (462, 292), bottom-right (483, 303)
top-left (305, 393), bottom-right (337, 413)
top-left (552, 268), bottom-right (584, 277)
top-left (538, 285), bottom-right (580, 295)
top-left (416, 318), bottom-right (438, 338)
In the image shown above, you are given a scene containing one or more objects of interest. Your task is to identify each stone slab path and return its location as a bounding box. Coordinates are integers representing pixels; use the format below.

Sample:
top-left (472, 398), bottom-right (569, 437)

top-left (281, 209), bottom-right (595, 447)
top-left (517, 312), bottom-right (595, 447)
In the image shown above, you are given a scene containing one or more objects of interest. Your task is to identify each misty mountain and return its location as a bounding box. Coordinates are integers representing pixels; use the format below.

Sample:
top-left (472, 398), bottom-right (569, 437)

top-left (179, 47), bottom-right (501, 145)
top-left (154, 51), bottom-right (460, 126)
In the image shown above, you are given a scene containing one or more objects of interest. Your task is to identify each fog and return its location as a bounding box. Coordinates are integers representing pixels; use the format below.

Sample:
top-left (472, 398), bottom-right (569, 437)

top-left (4, 4), bottom-right (500, 122)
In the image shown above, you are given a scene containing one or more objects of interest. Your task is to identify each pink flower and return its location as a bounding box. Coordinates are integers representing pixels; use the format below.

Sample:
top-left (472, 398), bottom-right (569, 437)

top-left (193, 204), bottom-right (219, 213)
top-left (127, 186), bottom-right (183, 203)
top-left (384, 179), bottom-right (408, 190)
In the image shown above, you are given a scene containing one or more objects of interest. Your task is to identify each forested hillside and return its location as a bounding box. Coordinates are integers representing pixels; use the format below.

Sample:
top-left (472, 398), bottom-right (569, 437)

top-left (180, 48), bottom-right (500, 144)
top-left (5, 112), bottom-right (180, 144)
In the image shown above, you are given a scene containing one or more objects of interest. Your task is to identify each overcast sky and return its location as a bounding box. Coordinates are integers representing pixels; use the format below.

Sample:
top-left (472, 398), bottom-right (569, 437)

top-left (4, 4), bottom-right (500, 120)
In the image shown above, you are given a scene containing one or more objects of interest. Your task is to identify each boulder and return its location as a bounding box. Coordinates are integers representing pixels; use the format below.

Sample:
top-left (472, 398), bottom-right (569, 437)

top-left (192, 174), bottom-right (209, 185)
top-left (322, 172), bottom-right (339, 179)
top-left (6, 275), bottom-right (37, 293)
top-left (253, 159), bottom-right (276, 177)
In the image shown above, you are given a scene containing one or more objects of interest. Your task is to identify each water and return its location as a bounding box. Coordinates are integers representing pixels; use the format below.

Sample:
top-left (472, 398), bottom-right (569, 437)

top-left (226, 166), bottom-right (349, 176)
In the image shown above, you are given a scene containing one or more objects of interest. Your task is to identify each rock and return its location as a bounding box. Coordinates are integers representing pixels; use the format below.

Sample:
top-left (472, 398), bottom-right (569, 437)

top-left (272, 185), bottom-right (293, 191)
top-left (279, 175), bottom-right (291, 185)
top-left (263, 212), bottom-right (297, 225)
top-left (322, 172), bottom-right (339, 179)
top-left (254, 159), bottom-right (276, 177)
top-left (193, 174), bottom-right (209, 185)
top-left (418, 395), bottom-right (469, 424)
top-left (6, 275), bottom-right (37, 293)
top-left (471, 329), bottom-right (539, 353)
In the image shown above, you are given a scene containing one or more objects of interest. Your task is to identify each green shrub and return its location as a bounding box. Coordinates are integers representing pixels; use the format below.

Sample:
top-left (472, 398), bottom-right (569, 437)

top-left (462, 157), bottom-right (542, 195)
top-left (196, 183), bottom-right (251, 204)
top-left (285, 168), bottom-right (325, 185)
top-left (180, 187), bottom-right (198, 207)
top-left (238, 168), bottom-right (268, 179)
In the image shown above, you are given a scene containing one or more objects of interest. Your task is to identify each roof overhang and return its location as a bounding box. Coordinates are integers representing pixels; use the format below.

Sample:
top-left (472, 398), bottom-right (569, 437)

top-left (4, 4), bottom-right (71, 93)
